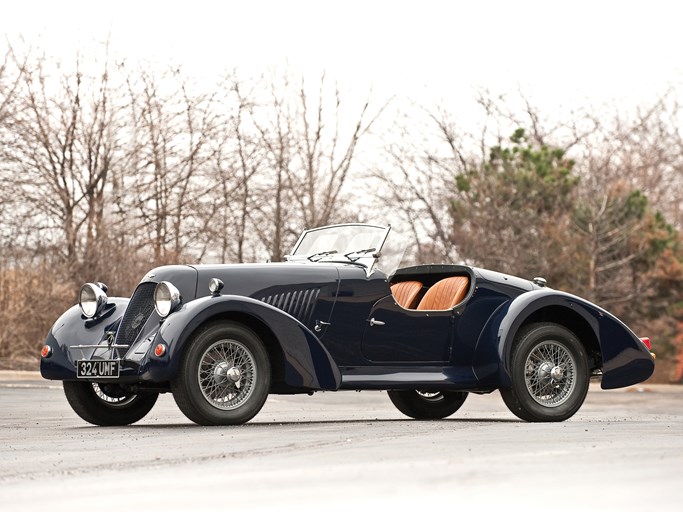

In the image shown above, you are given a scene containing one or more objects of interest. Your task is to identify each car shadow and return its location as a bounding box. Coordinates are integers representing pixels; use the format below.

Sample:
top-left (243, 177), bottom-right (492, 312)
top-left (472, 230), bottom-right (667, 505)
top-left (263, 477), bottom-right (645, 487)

top-left (70, 417), bottom-right (521, 429)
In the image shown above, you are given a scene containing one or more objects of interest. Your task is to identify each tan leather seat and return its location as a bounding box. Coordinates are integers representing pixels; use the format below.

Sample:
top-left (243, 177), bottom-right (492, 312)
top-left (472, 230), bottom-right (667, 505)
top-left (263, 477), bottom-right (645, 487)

top-left (416, 276), bottom-right (469, 311)
top-left (390, 281), bottom-right (423, 309)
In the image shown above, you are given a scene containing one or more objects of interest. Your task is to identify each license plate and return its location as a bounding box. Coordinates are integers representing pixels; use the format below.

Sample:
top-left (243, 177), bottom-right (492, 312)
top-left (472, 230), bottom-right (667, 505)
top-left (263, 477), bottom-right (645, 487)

top-left (76, 360), bottom-right (120, 379)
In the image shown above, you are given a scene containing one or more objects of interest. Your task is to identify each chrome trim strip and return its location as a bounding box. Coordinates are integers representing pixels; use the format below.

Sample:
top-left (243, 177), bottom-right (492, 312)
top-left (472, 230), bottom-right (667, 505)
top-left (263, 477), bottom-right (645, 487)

top-left (69, 344), bottom-right (130, 349)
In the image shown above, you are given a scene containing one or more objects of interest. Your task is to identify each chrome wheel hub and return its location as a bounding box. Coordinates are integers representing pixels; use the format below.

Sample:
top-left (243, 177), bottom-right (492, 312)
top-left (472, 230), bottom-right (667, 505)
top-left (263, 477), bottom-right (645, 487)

top-left (537, 362), bottom-right (565, 381)
top-left (213, 362), bottom-right (230, 385)
top-left (92, 383), bottom-right (135, 406)
top-left (538, 362), bottom-right (553, 380)
top-left (550, 365), bottom-right (565, 381)
top-left (416, 390), bottom-right (444, 402)
top-left (226, 366), bottom-right (242, 383)
top-left (198, 339), bottom-right (256, 411)
top-left (524, 341), bottom-right (576, 407)
top-left (212, 362), bottom-right (243, 385)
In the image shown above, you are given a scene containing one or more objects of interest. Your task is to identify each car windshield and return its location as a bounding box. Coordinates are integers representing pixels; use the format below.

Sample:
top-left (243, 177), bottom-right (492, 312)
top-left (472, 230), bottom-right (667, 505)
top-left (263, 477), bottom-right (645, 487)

top-left (289, 224), bottom-right (407, 275)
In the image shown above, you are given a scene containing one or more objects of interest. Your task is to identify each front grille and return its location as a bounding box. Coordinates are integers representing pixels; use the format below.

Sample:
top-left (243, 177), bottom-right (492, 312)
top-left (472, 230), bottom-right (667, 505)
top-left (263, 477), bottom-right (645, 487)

top-left (116, 282), bottom-right (156, 350)
top-left (261, 288), bottom-right (320, 324)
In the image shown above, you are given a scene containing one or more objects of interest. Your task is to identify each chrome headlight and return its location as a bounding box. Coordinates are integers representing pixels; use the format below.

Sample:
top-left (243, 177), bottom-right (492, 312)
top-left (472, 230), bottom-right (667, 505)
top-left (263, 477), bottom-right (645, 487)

top-left (79, 283), bottom-right (108, 318)
top-left (154, 281), bottom-right (181, 318)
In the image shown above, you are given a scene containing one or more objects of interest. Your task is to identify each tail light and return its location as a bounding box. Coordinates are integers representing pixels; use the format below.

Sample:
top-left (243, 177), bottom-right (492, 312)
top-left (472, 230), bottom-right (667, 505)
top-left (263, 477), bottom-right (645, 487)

top-left (639, 337), bottom-right (651, 350)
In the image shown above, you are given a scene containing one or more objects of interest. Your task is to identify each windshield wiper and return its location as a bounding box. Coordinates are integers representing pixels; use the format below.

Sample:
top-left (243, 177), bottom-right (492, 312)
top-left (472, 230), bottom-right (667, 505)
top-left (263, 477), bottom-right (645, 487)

top-left (343, 247), bottom-right (377, 262)
top-left (307, 250), bottom-right (338, 262)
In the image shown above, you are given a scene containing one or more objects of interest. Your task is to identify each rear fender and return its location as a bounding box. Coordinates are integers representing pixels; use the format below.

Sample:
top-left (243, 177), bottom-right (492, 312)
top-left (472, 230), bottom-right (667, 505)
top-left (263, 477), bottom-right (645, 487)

top-left (151, 294), bottom-right (342, 391)
top-left (494, 291), bottom-right (599, 387)
top-left (472, 289), bottom-right (654, 389)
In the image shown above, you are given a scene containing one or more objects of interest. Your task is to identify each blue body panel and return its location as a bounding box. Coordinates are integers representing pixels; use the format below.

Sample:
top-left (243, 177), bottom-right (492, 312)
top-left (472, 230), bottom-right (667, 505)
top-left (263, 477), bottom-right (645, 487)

top-left (151, 295), bottom-right (341, 390)
top-left (486, 289), bottom-right (654, 389)
top-left (41, 260), bottom-right (654, 393)
top-left (41, 299), bottom-right (129, 381)
top-left (41, 263), bottom-right (343, 392)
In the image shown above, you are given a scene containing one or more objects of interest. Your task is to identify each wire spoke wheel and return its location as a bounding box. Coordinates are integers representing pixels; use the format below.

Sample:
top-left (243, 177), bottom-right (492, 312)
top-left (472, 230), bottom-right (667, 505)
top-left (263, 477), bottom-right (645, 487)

top-left (63, 381), bottom-right (158, 426)
top-left (500, 322), bottom-right (589, 422)
top-left (524, 340), bottom-right (576, 407)
top-left (172, 322), bottom-right (270, 426)
top-left (197, 339), bottom-right (257, 411)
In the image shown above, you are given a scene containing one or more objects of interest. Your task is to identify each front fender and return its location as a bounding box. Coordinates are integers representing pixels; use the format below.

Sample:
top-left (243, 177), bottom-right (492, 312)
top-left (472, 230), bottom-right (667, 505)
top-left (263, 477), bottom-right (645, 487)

top-left (40, 298), bottom-right (129, 380)
top-left (149, 294), bottom-right (342, 391)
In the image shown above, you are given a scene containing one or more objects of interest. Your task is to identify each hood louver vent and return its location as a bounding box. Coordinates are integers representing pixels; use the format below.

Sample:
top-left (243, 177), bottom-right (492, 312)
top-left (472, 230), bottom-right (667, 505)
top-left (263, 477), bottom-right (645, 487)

top-left (261, 288), bottom-right (320, 324)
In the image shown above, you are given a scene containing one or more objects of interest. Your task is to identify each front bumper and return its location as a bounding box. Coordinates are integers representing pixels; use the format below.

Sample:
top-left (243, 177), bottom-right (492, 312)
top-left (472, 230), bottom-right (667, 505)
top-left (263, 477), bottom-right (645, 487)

top-left (40, 330), bottom-right (173, 383)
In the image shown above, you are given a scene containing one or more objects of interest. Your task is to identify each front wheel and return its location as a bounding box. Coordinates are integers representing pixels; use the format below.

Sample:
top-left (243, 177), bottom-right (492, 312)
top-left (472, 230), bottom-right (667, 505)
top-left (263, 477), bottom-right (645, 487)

top-left (171, 321), bottom-right (271, 426)
top-left (388, 390), bottom-right (468, 419)
top-left (63, 381), bottom-right (158, 426)
top-left (500, 322), bottom-right (589, 422)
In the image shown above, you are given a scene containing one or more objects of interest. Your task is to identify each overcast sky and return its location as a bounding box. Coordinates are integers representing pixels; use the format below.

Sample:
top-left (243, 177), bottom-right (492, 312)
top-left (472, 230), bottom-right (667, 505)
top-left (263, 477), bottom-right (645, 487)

top-left (3, 0), bottom-right (682, 122)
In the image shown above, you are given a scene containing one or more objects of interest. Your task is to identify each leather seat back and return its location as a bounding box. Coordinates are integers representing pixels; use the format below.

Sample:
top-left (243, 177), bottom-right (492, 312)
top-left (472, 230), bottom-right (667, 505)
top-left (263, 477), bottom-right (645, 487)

top-left (390, 281), bottom-right (423, 309)
top-left (416, 276), bottom-right (469, 311)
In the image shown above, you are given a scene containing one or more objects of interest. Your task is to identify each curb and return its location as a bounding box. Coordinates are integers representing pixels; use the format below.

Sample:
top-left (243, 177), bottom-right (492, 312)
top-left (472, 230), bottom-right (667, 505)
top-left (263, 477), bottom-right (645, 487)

top-left (0, 370), bottom-right (43, 381)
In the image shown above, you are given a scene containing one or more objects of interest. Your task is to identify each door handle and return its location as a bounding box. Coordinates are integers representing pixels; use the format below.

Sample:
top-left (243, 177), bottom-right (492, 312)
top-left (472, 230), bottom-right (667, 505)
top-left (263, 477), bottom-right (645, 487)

top-left (314, 320), bottom-right (331, 332)
top-left (368, 318), bottom-right (385, 327)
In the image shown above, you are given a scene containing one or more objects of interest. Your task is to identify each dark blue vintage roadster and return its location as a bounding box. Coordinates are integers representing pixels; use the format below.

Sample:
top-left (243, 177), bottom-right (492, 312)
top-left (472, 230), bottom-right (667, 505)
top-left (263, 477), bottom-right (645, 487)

top-left (40, 224), bottom-right (655, 425)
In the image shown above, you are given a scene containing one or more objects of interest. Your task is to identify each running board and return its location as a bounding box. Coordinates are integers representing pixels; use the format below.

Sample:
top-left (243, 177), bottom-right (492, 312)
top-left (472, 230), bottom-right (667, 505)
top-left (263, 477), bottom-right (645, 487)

top-left (338, 366), bottom-right (482, 391)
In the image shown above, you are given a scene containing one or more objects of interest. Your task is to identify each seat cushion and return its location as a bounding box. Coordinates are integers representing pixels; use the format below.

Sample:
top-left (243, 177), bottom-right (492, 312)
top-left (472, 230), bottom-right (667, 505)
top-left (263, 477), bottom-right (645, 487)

top-left (390, 281), bottom-right (423, 309)
top-left (416, 276), bottom-right (469, 311)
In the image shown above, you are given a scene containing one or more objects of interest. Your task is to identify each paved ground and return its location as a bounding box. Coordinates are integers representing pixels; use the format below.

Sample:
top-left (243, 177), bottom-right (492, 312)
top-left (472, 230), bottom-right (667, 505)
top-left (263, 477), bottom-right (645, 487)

top-left (0, 372), bottom-right (681, 511)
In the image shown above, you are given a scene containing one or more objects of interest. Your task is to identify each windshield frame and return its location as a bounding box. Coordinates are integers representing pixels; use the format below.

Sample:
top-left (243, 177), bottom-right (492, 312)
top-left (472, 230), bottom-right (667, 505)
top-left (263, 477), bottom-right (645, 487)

top-left (287, 223), bottom-right (402, 274)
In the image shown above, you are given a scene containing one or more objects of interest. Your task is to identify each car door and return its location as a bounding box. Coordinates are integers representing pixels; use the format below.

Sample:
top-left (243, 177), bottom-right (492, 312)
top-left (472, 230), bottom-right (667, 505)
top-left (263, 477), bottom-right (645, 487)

top-left (360, 295), bottom-right (454, 363)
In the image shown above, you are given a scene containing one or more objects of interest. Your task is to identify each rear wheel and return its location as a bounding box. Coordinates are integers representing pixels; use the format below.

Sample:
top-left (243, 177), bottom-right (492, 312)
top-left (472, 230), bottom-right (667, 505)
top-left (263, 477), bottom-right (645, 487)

top-left (63, 381), bottom-right (158, 426)
top-left (500, 322), bottom-right (589, 422)
top-left (171, 321), bottom-right (271, 426)
top-left (388, 390), bottom-right (468, 419)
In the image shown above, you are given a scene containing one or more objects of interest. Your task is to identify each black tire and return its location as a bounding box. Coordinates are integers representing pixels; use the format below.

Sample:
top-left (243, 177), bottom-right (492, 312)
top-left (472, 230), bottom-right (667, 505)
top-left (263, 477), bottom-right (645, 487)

top-left (63, 381), bottom-right (158, 426)
top-left (388, 390), bottom-right (468, 419)
top-left (500, 322), bottom-right (589, 422)
top-left (171, 321), bottom-right (271, 426)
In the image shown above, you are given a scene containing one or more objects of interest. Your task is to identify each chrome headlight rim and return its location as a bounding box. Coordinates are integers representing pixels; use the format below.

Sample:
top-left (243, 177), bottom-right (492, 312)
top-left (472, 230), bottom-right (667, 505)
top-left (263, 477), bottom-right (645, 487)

top-left (154, 281), bottom-right (181, 318)
top-left (208, 277), bottom-right (224, 295)
top-left (79, 283), bottom-right (108, 319)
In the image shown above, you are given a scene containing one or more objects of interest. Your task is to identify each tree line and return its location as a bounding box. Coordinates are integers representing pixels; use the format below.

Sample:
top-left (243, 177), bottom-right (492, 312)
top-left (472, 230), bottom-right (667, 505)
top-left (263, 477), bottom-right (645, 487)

top-left (1, 44), bottom-right (681, 380)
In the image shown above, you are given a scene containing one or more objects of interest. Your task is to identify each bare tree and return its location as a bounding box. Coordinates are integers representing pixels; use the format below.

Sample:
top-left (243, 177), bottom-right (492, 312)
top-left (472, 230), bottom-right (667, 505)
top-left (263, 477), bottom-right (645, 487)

top-left (0, 47), bottom-right (128, 360)
top-left (122, 66), bottom-right (221, 263)
top-left (5, 53), bottom-right (124, 278)
top-left (578, 93), bottom-right (683, 229)
top-left (0, 43), bottom-right (24, 265)
top-left (206, 77), bottom-right (268, 263)
top-left (574, 185), bottom-right (649, 304)
top-left (372, 103), bottom-right (472, 263)
top-left (237, 71), bottom-right (383, 261)
top-left (287, 74), bottom-right (382, 228)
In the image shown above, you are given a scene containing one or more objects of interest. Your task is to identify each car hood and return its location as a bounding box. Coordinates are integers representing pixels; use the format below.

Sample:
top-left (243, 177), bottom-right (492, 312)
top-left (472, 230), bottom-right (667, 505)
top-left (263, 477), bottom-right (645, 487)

top-left (191, 262), bottom-right (341, 300)
top-left (140, 262), bottom-right (341, 302)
